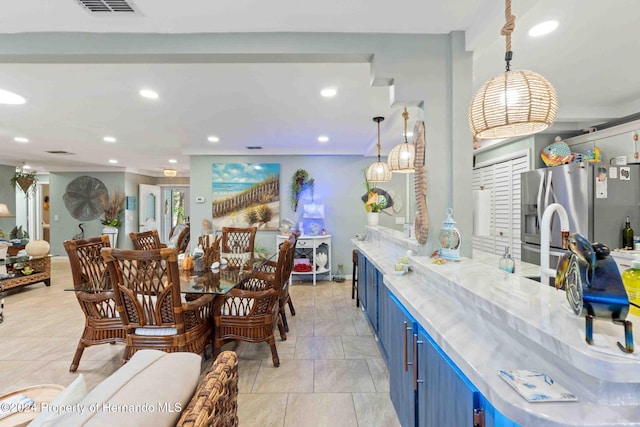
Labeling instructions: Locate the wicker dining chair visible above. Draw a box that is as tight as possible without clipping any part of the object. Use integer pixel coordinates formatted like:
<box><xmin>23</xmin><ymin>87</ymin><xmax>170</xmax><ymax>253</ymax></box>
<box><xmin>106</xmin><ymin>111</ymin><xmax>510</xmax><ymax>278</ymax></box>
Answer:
<box><xmin>176</xmin><ymin>350</ymin><xmax>239</xmax><ymax>427</ymax></box>
<box><xmin>256</xmin><ymin>232</ymin><xmax>299</xmax><ymax>332</ymax></box>
<box><xmin>64</xmin><ymin>235</ymin><xmax>126</xmax><ymax>372</ymax></box>
<box><xmin>101</xmin><ymin>247</ymin><xmax>214</xmax><ymax>362</ymax></box>
<box><xmin>220</xmin><ymin>226</ymin><xmax>257</xmax><ymax>269</ymax></box>
<box><xmin>213</xmin><ymin>237</ymin><xmax>293</xmax><ymax>367</ymax></box>
<box><xmin>129</xmin><ymin>229</ymin><xmax>166</xmax><ymax>250</ymax></box>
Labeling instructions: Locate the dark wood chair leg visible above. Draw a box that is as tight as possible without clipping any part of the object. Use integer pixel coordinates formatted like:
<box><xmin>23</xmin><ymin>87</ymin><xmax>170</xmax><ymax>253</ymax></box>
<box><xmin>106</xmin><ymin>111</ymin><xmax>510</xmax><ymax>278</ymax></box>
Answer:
<box><xmin>267</xmin><ymin>336</ymin><xmax>280</xmax><ymax>367</ymax></box>
<box><xmin>69</xmin><ymin>342</ymin><xmax>86</xmax><ymax>372</ymax></box>
<box><xmin>277</xmin><ymin>318</ymin><xmax>287</xmax><ymax>341</ymax></box>
<box><xmin>352</xmin><ymin>249</ymin><xmax>359</xmax><ymax>307</ymax></box>
<box><xmin>288</xmin><ymin>298</ymin><xmax>296</xmax><ymax>316</ymax></box>
<box><xmin>280</xmin><ymin>308</ymin><xmax>289</xmax><ymax>333</ymax></box>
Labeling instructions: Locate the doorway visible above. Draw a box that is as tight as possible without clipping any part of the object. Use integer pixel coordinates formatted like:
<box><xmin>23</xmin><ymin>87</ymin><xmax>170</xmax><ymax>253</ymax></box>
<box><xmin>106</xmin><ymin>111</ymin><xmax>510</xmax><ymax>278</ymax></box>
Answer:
<box><xmin>41</xmin><ymin>184</ymin><xmax>50</xmax><ymax>242</ymax></box>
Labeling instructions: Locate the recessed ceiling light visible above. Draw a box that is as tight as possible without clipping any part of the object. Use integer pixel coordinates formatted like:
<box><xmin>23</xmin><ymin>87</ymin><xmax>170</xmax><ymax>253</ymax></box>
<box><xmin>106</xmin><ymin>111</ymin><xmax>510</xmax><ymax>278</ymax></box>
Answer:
<box><xmin>168</xmin><ymin>159</ymin><xmax>177</xmax><ymax>164</ymax></box>
<box><xmin>103</xmin><ymin>136</ymin><xmax>116</xmax><ymax>143</ymax></box>
<box><xmin>139</xmin><ymin>89</ymin><xmax>159</xmax><ymax>99</ymax></box>
<box><xmin>208</xmin><ymin>136</ymin><xmax>220</xmax><ymax>143</ymax></box>
<box><xmin>320</xmin><ymin>88</ymin><xmax>337</xmax><ymax>98</ymax></box>
<box><xmin>318</xmin><ymin>136</ymin><xmax>329</xmax><ymax>143</ymax></box>
<box><xmin>0</xmin><ymin>88</ymin><xmax>26</xmax><ymax>105</ymax></box>
<box><xmin>528</xmin><ymin>20</ymin><xmax>559</xmax><ymax>37</ymax></box>
<box><xmin>108</xmin><ymin>159</ymin><xmax>118</xmax><ymax>164</ymax></box>
<box><xmin>14</xmin><ymin>137</ymin><xmax>29</xmax><ymax>143</ymax></box>
<box><xmin>22</xmin><ymin>164</ymin><xmax>31</xmax><ymax>170</ymax></box>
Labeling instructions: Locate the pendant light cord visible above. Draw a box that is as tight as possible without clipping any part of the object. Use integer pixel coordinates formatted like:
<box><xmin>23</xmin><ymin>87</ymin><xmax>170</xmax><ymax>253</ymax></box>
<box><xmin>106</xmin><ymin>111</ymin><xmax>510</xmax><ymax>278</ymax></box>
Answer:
<box><xmin>501</xmin><ymin>0</ymin><xmax>516</xmax><ymax>71</ymax></box>
<box><xmin>402</xmin><ymin>108</ymin><xmax>409</xmax><ymax>143</ymax></box>
<box><xmin>373</xmin><ymin>116</ymin><xmax>385</xmax><ymax>162</ymax></box>
<box><xmin>376</xmin><ymin>120</ymin><xmax>382</xmax><ymax>162</ymax></box>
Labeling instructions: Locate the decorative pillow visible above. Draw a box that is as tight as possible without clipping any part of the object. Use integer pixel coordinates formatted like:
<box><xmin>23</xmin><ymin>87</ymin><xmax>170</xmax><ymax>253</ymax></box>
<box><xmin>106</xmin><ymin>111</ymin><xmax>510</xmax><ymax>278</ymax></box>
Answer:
<box><xmin>28</xmin><ymin>374</ymin><xmax>87</xmax><ymax>427</ymax></box>
<box><xmin>168</xmin><ymin>224</ymin><xmax>187</xmax><ymax>248</ymax></box>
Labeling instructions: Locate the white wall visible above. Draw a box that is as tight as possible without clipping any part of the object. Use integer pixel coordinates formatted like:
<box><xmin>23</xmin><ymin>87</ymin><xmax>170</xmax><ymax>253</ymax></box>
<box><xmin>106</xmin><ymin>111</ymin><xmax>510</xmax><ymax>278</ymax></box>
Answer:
<box><xmin>190</xmin><ymin>155</ymin><xmax>408</xmax><ymax>276</ymax></box>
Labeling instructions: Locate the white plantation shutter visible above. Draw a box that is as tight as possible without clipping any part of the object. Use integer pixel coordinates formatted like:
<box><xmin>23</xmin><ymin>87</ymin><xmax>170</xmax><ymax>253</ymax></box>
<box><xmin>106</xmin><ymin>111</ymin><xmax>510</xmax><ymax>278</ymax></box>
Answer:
<box><xmin>472</xmin><ymin>154</ymin><xmax>529</xmax><ymax>259</ymax></box>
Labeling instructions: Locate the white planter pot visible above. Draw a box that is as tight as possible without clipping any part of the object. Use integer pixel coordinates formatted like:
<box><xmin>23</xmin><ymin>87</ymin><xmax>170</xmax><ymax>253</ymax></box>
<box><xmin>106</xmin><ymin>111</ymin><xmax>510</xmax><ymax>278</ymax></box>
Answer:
<box><xmin>102</xmin><ymin>226</ymin><xmax>119</xmax><ymax>248</ymax></box>
<box><xmin>367</xmin><ymin>212</ymin><xmax>379</xmax><ymax>226</ymax></box>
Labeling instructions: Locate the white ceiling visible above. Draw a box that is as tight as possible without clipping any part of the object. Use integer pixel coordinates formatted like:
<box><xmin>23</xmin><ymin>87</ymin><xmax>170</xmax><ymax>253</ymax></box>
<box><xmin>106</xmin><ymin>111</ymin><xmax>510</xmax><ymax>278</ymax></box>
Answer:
<box><xmin>1</xmin><ymin>0</ymin><xmax>638</xmax><ymax>176</ymax></box>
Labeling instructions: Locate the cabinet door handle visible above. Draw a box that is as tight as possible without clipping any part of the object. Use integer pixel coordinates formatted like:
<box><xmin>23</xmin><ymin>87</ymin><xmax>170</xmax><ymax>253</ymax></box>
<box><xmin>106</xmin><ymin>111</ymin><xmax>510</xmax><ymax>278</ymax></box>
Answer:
<box><xmin>403</xmin><ymin>321</ymin><xmax>413</xmax><ymax>372</ymax></box>
<box><xmin>414</xmin><ymin>336</ymin><xmax>424</xmax><ymax>390</ymax></box>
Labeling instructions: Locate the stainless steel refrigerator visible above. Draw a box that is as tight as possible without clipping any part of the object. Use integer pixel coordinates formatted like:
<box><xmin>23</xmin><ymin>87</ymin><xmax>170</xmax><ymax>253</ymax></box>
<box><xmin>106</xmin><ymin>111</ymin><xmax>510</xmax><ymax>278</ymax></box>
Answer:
<box><xmin>520</xmin><ymin>163</ymin><xmax>640</xmax><ymax>266</ymax></box>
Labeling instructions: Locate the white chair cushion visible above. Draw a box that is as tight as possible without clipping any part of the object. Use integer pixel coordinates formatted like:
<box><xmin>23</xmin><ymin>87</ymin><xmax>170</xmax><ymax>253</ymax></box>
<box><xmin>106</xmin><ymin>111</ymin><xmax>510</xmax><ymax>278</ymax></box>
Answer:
<box><xmin>221</xmin><ymin>296</ymin><xmax>254</xmax><ymax>316</ymax></box>
<box><xmin>134</xmin><ymin>327</ymin><xmax>178</xmax><ymax>336</ymax></box>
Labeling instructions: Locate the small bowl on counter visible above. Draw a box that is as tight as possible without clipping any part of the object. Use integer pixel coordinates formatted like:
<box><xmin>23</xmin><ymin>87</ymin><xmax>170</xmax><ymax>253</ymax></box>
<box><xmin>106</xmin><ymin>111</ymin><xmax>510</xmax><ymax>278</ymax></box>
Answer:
<box><xmin>354</xmin><ymin>234</ymin><xmax>366</xmax><ymax>241</ymax></box>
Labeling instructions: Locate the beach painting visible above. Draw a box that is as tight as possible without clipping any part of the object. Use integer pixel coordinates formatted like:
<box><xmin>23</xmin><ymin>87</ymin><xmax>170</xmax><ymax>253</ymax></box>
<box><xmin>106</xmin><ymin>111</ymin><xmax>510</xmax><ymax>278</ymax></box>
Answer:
<box><xmin>211</xmin><ymin>163</ymin><xmax>280</xmax><ymax>230</ymax></box>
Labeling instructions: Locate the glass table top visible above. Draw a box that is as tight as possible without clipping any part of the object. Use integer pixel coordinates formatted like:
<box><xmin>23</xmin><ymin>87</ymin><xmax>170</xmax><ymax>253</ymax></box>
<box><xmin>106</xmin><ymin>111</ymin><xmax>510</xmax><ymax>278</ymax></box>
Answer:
<box><xmin>66</xmin><ymin>252</ymin><xmax>277</xmax><ymax>295</ymax></box>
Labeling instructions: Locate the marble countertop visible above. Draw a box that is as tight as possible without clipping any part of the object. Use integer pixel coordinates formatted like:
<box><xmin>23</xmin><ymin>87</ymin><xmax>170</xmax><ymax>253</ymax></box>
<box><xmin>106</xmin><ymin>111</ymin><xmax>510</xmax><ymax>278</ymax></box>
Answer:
<box><xmin>354</xmin><ymin>227</ymin><xmax>640</xmax><ymax>427</ymax></box>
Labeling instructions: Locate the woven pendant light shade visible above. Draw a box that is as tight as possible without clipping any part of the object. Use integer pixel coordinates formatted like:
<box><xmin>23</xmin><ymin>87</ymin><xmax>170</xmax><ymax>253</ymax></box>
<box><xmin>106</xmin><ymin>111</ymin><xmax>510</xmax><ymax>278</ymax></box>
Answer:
<box><xmin>366</xmin><ymin>161</ymin><xmax>392</xmax><ymax>182</ymax></box>
<box><xmin>469</xmin><ymin>69</ymin><xmax>558</xmax><ymax>139</ymax></box>
<box><xmin>388</xmin><ymin>143</ymin><xmax>415</xmax><ymax>173</ymax></box>
<box><xmin>388</xmin><ymin>107</ymin><xmax>415</xmax><ymax>174</ymax></box>
<box><xmin>366</xmin><ymin>116</ymin><xmax>392</xmax><ymax>183</ymax></box>
<box><xmin>469</xmin><ymin>0</ymin><xmax>558</xmax><ymax>140</ymax></box>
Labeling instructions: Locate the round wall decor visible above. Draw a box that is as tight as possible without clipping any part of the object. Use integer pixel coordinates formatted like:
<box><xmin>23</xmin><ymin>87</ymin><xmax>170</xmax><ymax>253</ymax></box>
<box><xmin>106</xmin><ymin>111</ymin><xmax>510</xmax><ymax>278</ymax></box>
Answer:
<box><xmin>63</xmin><ymin>176</ymin><xmax>108</xmax><ymax>221</ymax></box>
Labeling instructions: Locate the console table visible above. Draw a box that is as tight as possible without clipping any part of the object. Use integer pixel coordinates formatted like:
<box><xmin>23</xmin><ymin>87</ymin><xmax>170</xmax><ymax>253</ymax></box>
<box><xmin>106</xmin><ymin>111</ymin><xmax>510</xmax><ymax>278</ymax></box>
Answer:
<box><xmin>277</xmin><ymin>234</ymin><xmax>331</xmax><ymax>286</ymax></box>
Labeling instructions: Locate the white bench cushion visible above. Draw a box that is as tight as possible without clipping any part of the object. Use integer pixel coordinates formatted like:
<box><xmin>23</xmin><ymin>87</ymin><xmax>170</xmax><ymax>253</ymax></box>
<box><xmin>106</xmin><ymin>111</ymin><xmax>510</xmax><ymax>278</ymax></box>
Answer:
<box><xmin>44</xmin><ymin>350</ymin><xmax>201</xmax><ymax>426</ymax></box>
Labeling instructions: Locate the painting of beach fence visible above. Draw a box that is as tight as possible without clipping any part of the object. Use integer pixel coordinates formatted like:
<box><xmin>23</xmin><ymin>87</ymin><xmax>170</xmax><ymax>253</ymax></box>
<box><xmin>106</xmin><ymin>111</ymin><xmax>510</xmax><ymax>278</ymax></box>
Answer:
<box><xmin>211</xmin><ymin>163</ymin><xmax>280</xmax><ymax>230</ymax></box>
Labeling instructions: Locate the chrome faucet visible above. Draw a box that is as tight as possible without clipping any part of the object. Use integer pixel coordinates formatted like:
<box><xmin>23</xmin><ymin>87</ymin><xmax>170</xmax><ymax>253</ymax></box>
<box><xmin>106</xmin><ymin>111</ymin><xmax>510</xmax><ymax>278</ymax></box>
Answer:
<box><xmin>540</xmin><ymin>203</ymin><xmax>570</xmax><ymax>286</ymax></box>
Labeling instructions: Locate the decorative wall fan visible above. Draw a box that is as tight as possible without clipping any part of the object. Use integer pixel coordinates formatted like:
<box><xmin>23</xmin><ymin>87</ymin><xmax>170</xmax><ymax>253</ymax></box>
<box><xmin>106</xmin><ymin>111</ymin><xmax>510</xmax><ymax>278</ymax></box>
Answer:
<box><xmin>63</xmin><ymin>176</ymin><xmax>108</xmax><ymax>221</ymax></box>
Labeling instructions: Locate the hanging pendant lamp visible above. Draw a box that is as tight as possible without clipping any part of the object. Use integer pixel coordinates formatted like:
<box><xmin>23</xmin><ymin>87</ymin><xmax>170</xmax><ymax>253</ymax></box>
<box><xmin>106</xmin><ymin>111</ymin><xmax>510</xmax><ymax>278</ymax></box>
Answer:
<box><xmin>469</xmin><ymin>0</ymin><xmax>558</xmax><ymax>140</ymax></box>
<box><xmin>388</xmin><ymin>108</ymin><xmax>415</xmax><ymax>173</ymax></box>
<box><xmin>366</xmin><ymin>116</ymin><xmax>392</xmax><ymax>182</ymax></box>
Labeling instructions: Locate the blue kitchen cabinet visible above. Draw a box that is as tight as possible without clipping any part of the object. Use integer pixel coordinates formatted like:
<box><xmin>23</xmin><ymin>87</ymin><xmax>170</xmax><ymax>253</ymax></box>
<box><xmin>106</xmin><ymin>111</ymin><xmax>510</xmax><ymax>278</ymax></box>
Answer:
<box><xmin>377</xmin><ymin>272</ymin><xmax>389</xmax><ymax>363</ymax></box>
<box><xmin>357</xmin><ymin>252</ymin><xmax>519</xmax><ymax>426</ymax></box>
<box><xmin>364</xmin><ymin>259</ymin><xmax>378</xmax><ymax>330</ymax></box>
<box><xmin>418</xmin><ymin>324</ymin><xmax>478</xmax><ymax>427</ymax></box>
<box><xmin>388</xmin><ymin>293</ymin><xmax>417</xmax><ymax>427</ymax></box>
<box><xmin>388</xmin><ymin>294</ymin><xmax>520</xmax><ymax>427</ymax></box>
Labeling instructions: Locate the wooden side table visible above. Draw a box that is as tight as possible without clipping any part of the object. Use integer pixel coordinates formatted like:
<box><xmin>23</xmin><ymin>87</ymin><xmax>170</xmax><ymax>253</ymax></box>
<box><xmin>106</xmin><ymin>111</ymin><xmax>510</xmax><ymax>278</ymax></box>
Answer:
<box><xmin>0</xmin><ymin>384</ymin><xmax>64</xmax><ymax>426</ymax></box>
<box><xmin>1</xmin><ymin>256</ymin><xmax>51</xmax><ymax>291</ymax></box>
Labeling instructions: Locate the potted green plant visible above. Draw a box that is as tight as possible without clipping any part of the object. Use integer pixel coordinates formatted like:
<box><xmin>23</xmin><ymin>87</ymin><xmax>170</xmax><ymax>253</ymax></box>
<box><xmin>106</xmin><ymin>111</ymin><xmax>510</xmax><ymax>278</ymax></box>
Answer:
<box><xmin>363</xmin><ymin>170</ymin><xmax>386</xmax><ymax>226</ymax></box>
<box><xmin>290</xmin><ymin>169</ymin><xmax>314</xmax><ymax>212</ymax></box>
<box><xmin>10</xmin><ymin>168</ymin><xmax>38</xmax><ymax>195</ymax></box>
<box><xmin>99</xmin><ymin>188</ymin><xmax>125</xmax><ymax>248</ymax></box>
<box><xmin>99</xmin><ymin>189</ymin><xmax>125</xmax><ymax>228</ymax></box>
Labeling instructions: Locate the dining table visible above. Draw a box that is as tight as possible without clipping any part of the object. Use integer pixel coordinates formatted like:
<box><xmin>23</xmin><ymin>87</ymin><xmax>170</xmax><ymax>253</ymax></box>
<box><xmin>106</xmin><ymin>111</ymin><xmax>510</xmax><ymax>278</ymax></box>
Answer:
<box><xmin>65</xmin><ymin>252</ymin><xmax>277</xmax><ymax>295</ymax></box>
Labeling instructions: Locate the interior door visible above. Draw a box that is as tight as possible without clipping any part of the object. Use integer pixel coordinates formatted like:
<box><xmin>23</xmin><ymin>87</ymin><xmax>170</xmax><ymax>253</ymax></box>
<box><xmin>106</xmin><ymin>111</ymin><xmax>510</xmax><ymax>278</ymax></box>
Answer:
<box><xmin>138</xmin><ymin>184</ymin><xmax>161</xmax><ymax>232</ymax></box>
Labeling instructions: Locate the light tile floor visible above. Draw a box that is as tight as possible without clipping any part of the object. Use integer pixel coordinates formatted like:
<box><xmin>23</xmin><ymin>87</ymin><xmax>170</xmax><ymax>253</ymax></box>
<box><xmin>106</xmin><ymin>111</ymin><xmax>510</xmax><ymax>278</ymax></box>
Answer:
<box><xmin>0</xmin><ymin>257</ymin><xmax>400</xmax><ymax>427</ymax></box>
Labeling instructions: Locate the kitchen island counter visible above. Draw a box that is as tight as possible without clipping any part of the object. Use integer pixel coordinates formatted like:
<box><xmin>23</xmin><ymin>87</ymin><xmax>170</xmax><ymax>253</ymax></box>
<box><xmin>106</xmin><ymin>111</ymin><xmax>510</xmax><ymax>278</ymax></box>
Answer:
<box><xmin>355</xmin><ymin>226</ymin><xmax>640</xmax><ymax>427</ymax></box>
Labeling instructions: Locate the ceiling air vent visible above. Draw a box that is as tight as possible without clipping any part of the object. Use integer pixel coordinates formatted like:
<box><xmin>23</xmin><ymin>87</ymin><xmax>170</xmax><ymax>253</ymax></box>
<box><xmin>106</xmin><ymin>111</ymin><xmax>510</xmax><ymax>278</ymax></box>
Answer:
<box><xmin>46</xmin><ymin>150</ymin><xmax>75</xmax><ymax>155</ymax></box>
<box><xmin>246</xmin><ymin>146</ymin><xmax>263</xmax><ymax>150</ymax></box>
<box><xmin>76</xmin><ymin>0</ymin><xmax>137</xmax><ymax>13</ymax></box>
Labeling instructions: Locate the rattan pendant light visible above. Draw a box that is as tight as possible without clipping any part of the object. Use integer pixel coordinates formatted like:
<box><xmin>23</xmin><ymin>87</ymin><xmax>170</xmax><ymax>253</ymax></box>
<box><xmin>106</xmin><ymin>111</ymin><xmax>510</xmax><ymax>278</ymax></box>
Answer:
<box><xmin>366</xmin><ymin>116</ymin><xmax>392</xmax><ymax>182</ymax></box>
<box><xmin>387</xmin><ymin>108</ymin><xmax>415</xmax><ymax>173</ymax></box>
<box><xmin>469</xmin><ymin>0</ymin><xmax>558</xmax><ymax>140</ymax></box>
